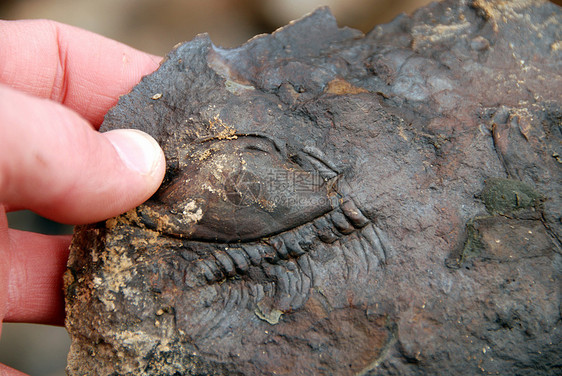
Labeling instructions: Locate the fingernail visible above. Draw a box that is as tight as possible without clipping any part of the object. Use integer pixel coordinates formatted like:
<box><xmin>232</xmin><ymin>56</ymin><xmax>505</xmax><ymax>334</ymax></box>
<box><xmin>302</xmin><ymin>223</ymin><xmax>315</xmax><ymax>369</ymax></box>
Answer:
<box><xmin>105</xmin><ymin>129</ymin><xmax>164</xmax><ymax>175</ymax></box>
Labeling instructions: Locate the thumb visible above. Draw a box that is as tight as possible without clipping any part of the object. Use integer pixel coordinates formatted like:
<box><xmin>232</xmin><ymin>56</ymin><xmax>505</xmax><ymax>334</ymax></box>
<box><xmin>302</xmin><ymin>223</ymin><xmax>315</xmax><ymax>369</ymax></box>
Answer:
<box><xmin>0</xmin><ymin>84</ymin><xmax>166</xmax><ymax>224</ymax></box>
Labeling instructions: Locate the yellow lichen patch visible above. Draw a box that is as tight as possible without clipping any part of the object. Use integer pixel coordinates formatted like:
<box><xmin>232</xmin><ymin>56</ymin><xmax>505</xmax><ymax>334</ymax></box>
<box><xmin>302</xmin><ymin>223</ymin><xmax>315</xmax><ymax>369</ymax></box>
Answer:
<box><xmin>413</xmin><ymin>22</ymin><xmax>471</xmax><ymax>44</ymax></box>
<box><xmin>202</xmin><ymin>182</ymin><xmax>227</xmax><ymax>201</ymax></box>
<box><xmin>208</xmin><ymin>114</ymin><xmax>238</xmax><ymax>140</ymax></box>
<box><xmin>105</xmin><ymin>217</ymin><xmax>121</xmax><ymax>230</ymax></box>
<box><xmin>471</xmin><ymin>0</ymin><xmax>499</xmax><ymax>32</ymax></box>
<box><xmin>105</xmin><ymin>209</ymin><xmax>139</xmax><ymax>230</ymax></box>
<box><xmin>257</xmin><ymin>198</ymin><xmax>276</xmax><ymax>212</ymax></box>
<box><xmin>101</xmin><ymin>249</ymin><xmax>134</xmax><ymax>293</ymax></box>
<box><xmin>137</xmin><ymin>206</ymin><xmax>177</xmax><ymax>234</ymax></box>
<box><xmin>472</xmin><ymin>0</ymin><xmax>495</xmax><ymax>20</ymax></box>
<box><xmin>129</xmin><ymin>226</ymin><xmax>160</xmax><ymax>247</ymax></box>
<box><xmin>225</xmin><ymin>79</ymin><xmax>255</xmax><ymax>94</ymax></box>
<box><xmin>397</xmin><ymin>125</ymin><xmax>409</xmax><ymax>141</ymax></box>
<box><xmin>123</xmin><ymin>209</ymin><xmax>141</xmax><ymax>225</ymax></box>
<box><xmin>180</xmin><ymin>200</ymin><xmax>204</xmax><ymax>223</ymax></box>
<box><xmin>113</xmin><ymin>329</ymin><xmax>162</xmax><ymax>351</ymax></box>
<box><xmin>472</xmin><ymin>0</ymin><xmax>544</xmax><ymax>33</ymax></box>
<box><xmin>195</xmin><ymin>149</ymin><xmax>212</xmax><ymax>161</ymax></box>
<box><xmin>201</xmin><ymin>153</ymin><xmax>228</xmax><ymax>181</ymax></box>
<box><xmin>324</xmin><ymin>78</ymin><xmax>368</xmax><ymax>95</ymax></box>
<box><xmin>255</xmin><ymin>300</ymin><xmax>284</xmax><ymax>325</ymax></box>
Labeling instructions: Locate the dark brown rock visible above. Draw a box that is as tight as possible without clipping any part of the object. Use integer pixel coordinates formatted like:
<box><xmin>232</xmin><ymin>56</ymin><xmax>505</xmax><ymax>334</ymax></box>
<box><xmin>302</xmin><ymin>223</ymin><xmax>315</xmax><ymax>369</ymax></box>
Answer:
<box><xmin>64</xmin><ymin>0</ymin><xmax>562</xmax><ymax>375</ymax></box>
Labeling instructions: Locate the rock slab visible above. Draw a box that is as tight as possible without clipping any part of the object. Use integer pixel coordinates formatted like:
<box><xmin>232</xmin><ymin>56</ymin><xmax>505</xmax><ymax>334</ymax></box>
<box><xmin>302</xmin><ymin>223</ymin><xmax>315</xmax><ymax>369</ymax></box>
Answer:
<box><xmin>65</xmin><ymin>0</ymin><xmax>561</xmax><ymax>374</ymax></box>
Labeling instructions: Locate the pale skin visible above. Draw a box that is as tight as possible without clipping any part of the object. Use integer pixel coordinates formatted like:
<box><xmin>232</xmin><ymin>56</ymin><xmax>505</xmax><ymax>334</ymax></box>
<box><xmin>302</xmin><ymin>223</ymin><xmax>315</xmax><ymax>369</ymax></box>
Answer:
<box><xmin>0</xmin><ymin>20</ymin><xmax>167</xmax><ymax>375</ymax></box>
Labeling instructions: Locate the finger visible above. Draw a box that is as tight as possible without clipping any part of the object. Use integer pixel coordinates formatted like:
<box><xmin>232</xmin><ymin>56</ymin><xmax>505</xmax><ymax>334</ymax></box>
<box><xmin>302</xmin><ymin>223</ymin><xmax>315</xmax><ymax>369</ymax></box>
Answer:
<box><xmin>0</xmin><ymin>209</ymin><xmax>8</xmax><ymax>328</ymax></box>
<box><xmin>0</xmin><ymin>85</ymin><xmax>166</xmax><ymax>224</ymax></box>
<box><xmin>0</xmin><ymin>363</ymin><xmax>29</xmax><ymax>376</ymax></box>
<box><xmin>3</xmin><ymin>229</ymin><xmax>70</xmax><ymax>325</ymax></box>
<box><xmin>0</xmin><ymin>19</ymin><xmax>161</xmax><ymax>127</ymax></box>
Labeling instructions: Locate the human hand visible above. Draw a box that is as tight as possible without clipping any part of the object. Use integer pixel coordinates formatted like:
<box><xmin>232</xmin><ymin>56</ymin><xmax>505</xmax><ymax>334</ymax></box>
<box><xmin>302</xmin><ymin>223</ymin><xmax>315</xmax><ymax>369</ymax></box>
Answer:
<box><xmin>0</xmin><ymin>20</ymin><xmax>166</xmax><ymax>375</ymax></box>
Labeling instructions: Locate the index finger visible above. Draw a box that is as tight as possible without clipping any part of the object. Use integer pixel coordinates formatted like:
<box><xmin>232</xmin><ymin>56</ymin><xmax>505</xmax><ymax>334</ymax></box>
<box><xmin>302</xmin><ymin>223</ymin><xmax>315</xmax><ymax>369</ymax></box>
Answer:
<box><xmin>0</xmin><ymin>19</ymin><xmax>162</xmax><ymax>127</ymax></box>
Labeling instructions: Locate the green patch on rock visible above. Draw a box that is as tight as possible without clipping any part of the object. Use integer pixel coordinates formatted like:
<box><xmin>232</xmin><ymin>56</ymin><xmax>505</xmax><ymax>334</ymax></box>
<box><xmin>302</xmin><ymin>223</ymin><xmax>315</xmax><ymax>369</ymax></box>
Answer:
<box><xmin>255</xmin><ymin>300</ymin><xmax>283</xmax><ymax>325</ymax></box>
<box><xmin>480</xmin><ymin>178</ymin><xmax>543</xmax><ymax>215</ymax></box>
<box><xmin>445</xmin><ymin>217</ymin><xmax>484</xmax><ymax>269</ymax></box>
<box><xmin>447</xmin><ymin>178</ymin><xmax>545</xmax><ymax>269</ymax></box>
<box><xmin>460</xmin><ymin>219</ymin><xmax>484</xmax><ymax>261</ymax></box>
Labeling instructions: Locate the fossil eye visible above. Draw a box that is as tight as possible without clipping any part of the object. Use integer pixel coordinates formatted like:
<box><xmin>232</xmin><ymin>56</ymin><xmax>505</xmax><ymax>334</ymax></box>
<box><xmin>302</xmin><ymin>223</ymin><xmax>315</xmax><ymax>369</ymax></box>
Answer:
<box><xmin>140</xmin><ymin>135</ymin><xmax>338</xmax><ymax>242</ymax></box>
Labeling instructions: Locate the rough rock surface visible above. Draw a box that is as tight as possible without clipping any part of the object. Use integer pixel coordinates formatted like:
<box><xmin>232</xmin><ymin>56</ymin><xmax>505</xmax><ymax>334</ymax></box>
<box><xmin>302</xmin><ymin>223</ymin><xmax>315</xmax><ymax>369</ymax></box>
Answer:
<box><xmin>64</xmin><ymin>0</ymin><xmax>561</xmax><ymax>375</ymax></box>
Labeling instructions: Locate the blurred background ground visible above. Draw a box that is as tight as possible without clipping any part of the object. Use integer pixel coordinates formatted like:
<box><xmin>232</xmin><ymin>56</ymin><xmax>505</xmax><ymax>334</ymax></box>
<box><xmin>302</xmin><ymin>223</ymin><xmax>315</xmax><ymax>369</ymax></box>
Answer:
<box><xmin>0</xmin><ymin>0</ymin><xmax>433</xmax><ymax>55</ymax></box>
<box><xmin>1</xmin><ymin>0</ymin><xmax>559</xmax><ymax>375</ymax></box>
